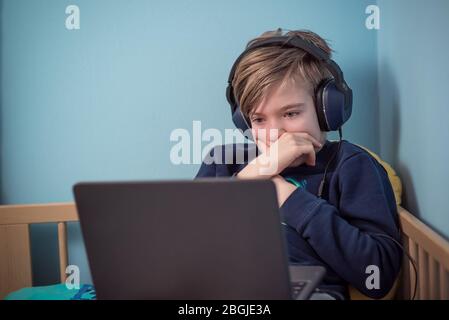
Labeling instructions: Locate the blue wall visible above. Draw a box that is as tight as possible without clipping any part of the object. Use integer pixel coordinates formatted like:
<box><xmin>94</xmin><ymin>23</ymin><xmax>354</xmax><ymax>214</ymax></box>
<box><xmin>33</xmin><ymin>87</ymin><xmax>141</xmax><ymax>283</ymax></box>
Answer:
<box><xmin>1</xmin><ymin>0</ymin><xmax>379</xmax><ymax>284</ymax></box>
<box><xmin>377</xmin><ymin>0</ymin><xmax>449</xmax><ymax>240</ymax></box>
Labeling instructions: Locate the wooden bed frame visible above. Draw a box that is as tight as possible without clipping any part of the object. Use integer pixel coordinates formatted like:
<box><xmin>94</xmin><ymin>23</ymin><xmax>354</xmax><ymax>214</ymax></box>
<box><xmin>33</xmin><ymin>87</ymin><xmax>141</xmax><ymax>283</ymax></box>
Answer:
<box><xmin>1</xmin><ymin>203</ymin><xmax>448</xmax><ymax>300</ymax></box>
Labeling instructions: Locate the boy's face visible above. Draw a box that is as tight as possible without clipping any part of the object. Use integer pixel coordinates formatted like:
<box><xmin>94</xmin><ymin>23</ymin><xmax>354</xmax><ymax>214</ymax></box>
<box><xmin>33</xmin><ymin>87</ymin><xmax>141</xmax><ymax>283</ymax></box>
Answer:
<box><xmin>249</xmin><ymin>79</ymin><xmax>326</xmax><ymax>149</ymax></box>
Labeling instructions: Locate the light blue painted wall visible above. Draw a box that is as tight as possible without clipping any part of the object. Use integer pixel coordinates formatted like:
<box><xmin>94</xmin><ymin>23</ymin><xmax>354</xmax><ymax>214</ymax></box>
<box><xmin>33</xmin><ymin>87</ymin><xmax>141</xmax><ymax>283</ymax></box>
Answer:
<box><xmin>1</xmin><ymin>0</ymin><xmax>378</xmax><ymax>284</ymax></box>
<box><xmin>377</xmin><ymin>0</ymin><xmax>449</xmax><ymax>240</ymax></box>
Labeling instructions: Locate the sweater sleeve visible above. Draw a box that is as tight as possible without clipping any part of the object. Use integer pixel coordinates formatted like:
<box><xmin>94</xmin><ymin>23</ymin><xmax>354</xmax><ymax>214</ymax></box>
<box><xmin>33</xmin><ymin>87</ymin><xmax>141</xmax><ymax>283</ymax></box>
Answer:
<box><xmin>194</xmin><ymin>147</ymin><xmax>217</xmax><ymax>178</ymax></box>
<box><xmin>279</xmin><ymin>152</ymin><xmax>402</xmax><ymax>299</ymax></box>
<box><xmin>194</xmin><ymin>145</ymin><xmax>239</xmax><ymax>178</ymax></box>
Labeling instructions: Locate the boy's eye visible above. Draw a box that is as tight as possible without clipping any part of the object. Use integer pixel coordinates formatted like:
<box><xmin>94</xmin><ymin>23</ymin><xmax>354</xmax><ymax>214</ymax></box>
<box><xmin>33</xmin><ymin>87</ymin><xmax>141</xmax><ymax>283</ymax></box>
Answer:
<box><xmin>251</xmin><ymin>118</ymin><xmax>265</xmax><ymax>124</ymax></box>
<box><xmin>284</xmin><ymin>111</ymin><xmax>300</xmax><ymax>118</ymax></box>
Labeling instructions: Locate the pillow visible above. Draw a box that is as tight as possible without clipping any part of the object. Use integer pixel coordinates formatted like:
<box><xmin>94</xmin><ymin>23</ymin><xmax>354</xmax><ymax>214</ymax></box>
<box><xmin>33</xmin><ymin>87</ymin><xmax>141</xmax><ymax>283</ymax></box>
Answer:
<box><xmin>355</xmin><ymin>145</ymin><xmax>402</xmax><ymax>206</ymax></box>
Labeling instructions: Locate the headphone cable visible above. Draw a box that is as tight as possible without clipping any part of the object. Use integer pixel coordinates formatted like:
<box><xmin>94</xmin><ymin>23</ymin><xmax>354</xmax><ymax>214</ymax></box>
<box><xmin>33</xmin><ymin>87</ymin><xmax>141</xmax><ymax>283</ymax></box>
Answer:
<box><xmin>317</xmin><ymin>127</ymin><xmax>343</xmax><ymax>198</ymax></box>
<box><xmin>372</xmin><ymin>233</ymin><xmax>418</xmax><ymax>300</ymax></box>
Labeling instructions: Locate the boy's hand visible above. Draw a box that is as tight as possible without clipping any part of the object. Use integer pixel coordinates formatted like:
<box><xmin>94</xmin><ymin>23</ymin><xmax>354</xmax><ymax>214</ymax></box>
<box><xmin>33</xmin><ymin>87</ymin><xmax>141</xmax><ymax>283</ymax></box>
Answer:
<box><xmin>237</xmin><ymin>132</ymin><xmax>322</xmax><ymax>179</ymax></box>
<box><xmin>260</xmin><ymin>132</ymin><xmax>322</xmax><ymax>173</ymax></box>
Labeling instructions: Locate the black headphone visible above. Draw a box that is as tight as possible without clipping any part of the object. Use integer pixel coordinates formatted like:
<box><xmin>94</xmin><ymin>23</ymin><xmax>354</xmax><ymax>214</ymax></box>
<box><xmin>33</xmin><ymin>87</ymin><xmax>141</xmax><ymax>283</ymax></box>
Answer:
<box><xmin>226</xmin><ymin>31</ymin><xmax>353</xmax><ymax>138</ymax></box>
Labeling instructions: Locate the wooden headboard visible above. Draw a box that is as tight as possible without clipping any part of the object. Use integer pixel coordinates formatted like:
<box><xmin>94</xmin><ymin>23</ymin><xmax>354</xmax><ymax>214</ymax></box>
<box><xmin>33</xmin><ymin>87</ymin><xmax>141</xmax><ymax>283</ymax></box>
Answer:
<box><xmin>397</xmin><ymin>207</ymin><xmax>449</xmax><ymax>299</ymax></box>
<box><xmin>0</xmin><ymin>203</ymin><xmax>448</xmax><ymax>300</ymax></box>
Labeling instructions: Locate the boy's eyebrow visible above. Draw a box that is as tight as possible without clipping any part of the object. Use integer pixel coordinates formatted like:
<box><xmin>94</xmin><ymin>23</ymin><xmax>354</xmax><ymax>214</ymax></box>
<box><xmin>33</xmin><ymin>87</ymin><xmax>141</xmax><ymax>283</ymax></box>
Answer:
<box><xmin>279</xmin><ymin>103</ymin><xmax>305</xmax><ymax>110</ymax></box>
<box><xmin>251</xmin><ymin>103</ymin><xmax>305</xmax><ymax>116</ymax></box>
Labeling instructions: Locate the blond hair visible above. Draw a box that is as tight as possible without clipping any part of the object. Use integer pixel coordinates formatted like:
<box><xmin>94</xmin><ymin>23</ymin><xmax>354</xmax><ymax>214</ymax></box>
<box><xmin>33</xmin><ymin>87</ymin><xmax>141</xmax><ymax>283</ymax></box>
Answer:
<box><xmin>231</xmin><ymin>29</ymin><xmax>333</xmax><ymax>118</ymax></box>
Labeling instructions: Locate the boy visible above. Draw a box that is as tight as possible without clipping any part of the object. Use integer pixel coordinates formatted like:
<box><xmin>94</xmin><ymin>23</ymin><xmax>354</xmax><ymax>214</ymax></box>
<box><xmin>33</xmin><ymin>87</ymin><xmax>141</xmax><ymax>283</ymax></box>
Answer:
<box><xmin>195</xmin><ymin>29</ymin><xmax>401</xmax><ymax>299</ymax></box>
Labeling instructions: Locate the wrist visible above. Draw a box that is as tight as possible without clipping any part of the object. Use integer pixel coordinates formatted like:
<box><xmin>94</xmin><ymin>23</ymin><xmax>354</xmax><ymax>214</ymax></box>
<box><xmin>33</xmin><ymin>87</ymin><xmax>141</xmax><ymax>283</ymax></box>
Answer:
<box><xmin>271</xmin><ymin>175</ymin><xmax>297</xmax><ymax>207</ymax></box>
<box><xmin>236</xmin><ymin>156</ymin><xmax>275</xmax><ymax>179</ymax></box>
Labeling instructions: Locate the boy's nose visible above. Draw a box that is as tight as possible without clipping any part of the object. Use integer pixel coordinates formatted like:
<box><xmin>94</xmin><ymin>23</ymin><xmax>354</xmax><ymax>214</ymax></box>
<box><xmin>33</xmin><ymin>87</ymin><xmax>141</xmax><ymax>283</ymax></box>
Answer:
<box><xmin>265</xmin><ymin>124</ymin><xmax>286</xmax><ymax>146</ymax></box>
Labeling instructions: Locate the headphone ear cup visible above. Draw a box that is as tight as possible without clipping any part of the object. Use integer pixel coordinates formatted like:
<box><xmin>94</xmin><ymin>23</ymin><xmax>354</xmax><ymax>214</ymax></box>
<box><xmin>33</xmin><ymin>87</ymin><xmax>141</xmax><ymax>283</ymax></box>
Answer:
<box><xmin>227</xmin><ymin>83</ymin><xmax>253</xmax><ymax>141</ymax></box>
<box><xmin>315</xmin><ymin>78</ymin><xmax>350</xmax><ymax>131</ymax></box>
<box><xmin>314</xmin><ymin>79</ymin><xmax>332</xmax><ymax>131</ymax></box>
<box><xmin>232</xmin><ymin>107</ymin><xmax>254</xmax><ymax>141</ymax></box>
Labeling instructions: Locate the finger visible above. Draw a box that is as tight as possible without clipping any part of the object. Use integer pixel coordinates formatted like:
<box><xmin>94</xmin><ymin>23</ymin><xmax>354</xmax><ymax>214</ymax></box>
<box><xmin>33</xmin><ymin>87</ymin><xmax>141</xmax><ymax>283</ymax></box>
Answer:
<box><xmin>252</xmin><ymin>128</ymin><xmax>271</xmax><ymax>153</ymax></box>
<box><xmin>256</xmin><ymin>137</ymin><xmax>268</xmax><ymax>155</ymax></box>
<box><xmin>292</xmin><ymin>132</ymin><xmax>323</xmax><ymax>147</ymax></box>
<box><xmin>303</xmin><ymin>145</ymin><xmax>316</xmax><ymax>166</ymax></box>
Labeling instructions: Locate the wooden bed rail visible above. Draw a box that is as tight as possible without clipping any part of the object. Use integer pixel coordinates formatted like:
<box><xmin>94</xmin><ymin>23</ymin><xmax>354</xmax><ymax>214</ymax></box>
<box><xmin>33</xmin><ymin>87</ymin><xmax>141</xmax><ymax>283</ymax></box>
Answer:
<box><xmin>398</xmin><ymin>207</ymin><xmax>449</xmax><ymax>299</ymax></box>
<box><xmin>1</xmin><ymin>203</ymin><xmax>448</xmax><ymax>300</ymax></box>
<box><xmin>0</xmin><ymin>202</ymin><xmax>78</xmax><ymax>299</ymax></box>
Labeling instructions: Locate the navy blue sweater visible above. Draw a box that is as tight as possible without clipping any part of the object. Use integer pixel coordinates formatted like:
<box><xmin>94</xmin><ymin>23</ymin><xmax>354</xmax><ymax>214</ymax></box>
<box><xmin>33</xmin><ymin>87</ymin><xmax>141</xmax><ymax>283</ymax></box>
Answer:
<box><xmin>194</xmin><ymin>140</ymin><xmax>402</xmax><ymax>299</ymax></box>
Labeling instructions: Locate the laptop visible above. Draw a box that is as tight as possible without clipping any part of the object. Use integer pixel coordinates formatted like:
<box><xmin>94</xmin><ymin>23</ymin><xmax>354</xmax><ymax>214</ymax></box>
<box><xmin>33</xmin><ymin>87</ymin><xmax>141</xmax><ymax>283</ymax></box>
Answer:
<box><xmin>73</xmin><ymin>178</ymin><xmax>325</xmax><ymax>300</ymax></box>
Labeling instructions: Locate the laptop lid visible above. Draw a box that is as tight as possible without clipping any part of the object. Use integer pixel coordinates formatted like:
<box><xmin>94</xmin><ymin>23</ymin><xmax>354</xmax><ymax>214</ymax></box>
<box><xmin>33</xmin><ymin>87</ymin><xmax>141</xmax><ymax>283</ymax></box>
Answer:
<box><xmin>73</xmin><ymin>178</ymin><xmax>292</xmax><ymax>299</ymax></box>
